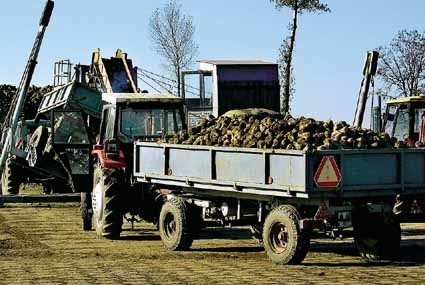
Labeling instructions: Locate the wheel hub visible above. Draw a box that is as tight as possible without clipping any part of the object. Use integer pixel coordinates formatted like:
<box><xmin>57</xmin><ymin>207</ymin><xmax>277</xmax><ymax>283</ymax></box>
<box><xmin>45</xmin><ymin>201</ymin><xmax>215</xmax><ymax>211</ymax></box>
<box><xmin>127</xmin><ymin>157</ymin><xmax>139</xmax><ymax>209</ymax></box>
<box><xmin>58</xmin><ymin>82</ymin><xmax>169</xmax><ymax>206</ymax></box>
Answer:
<box><xmin>270</xmin><ymin>222</ymin><xmax>289</xmax><ymax>253</ymax></box>
<box><xmin>164</xmin><ymin>213</ymin><xmax>176</xmax><ymax>239</ymax></box>
<box><xmin>26</xmin><ymin>146</ymin><xmax>38</xmax><ymax>167</ymax></box>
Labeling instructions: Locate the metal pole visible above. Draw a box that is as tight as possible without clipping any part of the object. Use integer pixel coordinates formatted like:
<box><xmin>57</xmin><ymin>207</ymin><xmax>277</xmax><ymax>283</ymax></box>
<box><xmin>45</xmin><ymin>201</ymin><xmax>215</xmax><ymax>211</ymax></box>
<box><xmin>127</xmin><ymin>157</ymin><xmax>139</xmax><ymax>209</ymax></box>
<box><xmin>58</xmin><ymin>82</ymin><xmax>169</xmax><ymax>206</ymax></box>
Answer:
<box><xmin>377</xmin><ymin>95</ymin><xmax>382</xmax><ymax>132</ymax></box>
<box><xmin>181</xmin><ymin>72</ymin><xmax>186</xmax><ymax>100</ymax></box>
<box><xmin>199</xmin><ymin>73</ymin><xmax>205</xmax><ymax>107</ymax></box>
<box><xmin>353</xmin><ymin>51</ymin><xmax>379</xmax><ymax>128</ymax></box>
<box><xmin>0</xmin><ymin>1</ymin><xmax>54</xmax><ymax>176</ymax></box>
<box><xmin>370</xmin><ymin>87</ymin><xmax>374</xmax><ymax>130</ymax></box>
<box><xmin>177</xmin><ymin>67</ymin><xmax>181</xmax><ymax>97</ymax></box>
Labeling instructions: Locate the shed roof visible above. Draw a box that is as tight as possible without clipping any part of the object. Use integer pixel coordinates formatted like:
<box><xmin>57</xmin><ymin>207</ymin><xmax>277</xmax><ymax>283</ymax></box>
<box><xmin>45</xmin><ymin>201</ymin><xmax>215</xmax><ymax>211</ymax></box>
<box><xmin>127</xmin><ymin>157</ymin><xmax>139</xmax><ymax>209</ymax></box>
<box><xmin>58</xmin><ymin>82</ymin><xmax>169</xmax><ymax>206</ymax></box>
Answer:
<box><xmin>102</xmin><ymin>93</ymin><xmax>183</xmax><ymax>104</ymax></box>
<box><xmin>198</xmin><ymin>60</ymin><xmax>275</xmax><ymax>65</ymax></box>
<box><xmin>387</xmin><ymin>95</ymin><xmax>425</xmax><ymax>104</ymax></box>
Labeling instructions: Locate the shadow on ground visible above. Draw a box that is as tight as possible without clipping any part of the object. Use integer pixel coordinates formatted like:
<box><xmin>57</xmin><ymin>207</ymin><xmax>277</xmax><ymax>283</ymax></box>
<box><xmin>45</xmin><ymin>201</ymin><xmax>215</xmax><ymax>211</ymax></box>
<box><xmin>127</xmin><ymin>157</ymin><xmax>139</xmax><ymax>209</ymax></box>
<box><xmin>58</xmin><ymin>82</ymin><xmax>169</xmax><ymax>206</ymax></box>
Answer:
<box><xmin>190</xmin><ymin>246</ymin><xmax>264</xmax><ymax>253</ymax></box>
<box><xmin>120</xmin><ymin>228</ymin><xmax>161</xmax><ymax>241</ymax></box>
<box><xmin>120</xmin><ymin>225</ymin><xmax>425</xmax><ymax>265</ymax></box>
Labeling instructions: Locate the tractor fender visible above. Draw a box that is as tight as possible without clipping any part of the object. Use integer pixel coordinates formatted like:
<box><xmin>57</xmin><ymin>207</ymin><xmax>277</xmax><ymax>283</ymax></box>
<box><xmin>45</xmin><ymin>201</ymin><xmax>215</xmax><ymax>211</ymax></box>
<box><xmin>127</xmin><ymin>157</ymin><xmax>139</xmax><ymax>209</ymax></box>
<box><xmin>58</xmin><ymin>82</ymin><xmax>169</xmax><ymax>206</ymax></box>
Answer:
<box><xmin>92</xmin><ymin>148</ymin><xmax>127</xmax><ymax>171</ymax></box>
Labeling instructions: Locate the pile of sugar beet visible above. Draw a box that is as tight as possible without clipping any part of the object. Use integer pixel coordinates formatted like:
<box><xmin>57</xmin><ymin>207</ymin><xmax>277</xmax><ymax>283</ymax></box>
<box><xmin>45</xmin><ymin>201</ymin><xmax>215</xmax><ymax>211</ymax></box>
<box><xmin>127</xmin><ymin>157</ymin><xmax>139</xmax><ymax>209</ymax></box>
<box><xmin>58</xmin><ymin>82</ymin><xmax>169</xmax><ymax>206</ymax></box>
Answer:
<box><xmin>0</xmin><ymin>84</ymin><xmax>52</xmax><ymax>124</ymax></box>
<box><xmin>167</xmin><ymin>109</ymin><xmax>423</xmax><ymax>151</ymax></box>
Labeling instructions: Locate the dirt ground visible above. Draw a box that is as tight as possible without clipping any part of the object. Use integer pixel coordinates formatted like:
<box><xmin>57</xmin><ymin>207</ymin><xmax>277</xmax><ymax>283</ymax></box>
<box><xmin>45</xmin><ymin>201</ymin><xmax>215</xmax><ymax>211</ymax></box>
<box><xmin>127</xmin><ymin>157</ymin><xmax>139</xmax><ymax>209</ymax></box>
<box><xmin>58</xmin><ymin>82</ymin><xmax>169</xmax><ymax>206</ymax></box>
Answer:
<box><xmin>0</xmin><ymin>202</ymin><xmax>424</xmax><ymax>284</ymax></box>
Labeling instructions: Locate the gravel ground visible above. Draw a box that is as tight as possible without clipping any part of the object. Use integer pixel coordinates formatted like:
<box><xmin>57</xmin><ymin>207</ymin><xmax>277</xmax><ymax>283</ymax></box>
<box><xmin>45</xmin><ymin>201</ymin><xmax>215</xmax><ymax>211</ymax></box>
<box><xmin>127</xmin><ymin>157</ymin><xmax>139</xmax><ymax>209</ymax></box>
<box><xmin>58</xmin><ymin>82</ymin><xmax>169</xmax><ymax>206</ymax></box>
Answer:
<box><xmin>0</xmin><ymin>202</ymin><xmax>424</xmax><ymax>284</ymax></box>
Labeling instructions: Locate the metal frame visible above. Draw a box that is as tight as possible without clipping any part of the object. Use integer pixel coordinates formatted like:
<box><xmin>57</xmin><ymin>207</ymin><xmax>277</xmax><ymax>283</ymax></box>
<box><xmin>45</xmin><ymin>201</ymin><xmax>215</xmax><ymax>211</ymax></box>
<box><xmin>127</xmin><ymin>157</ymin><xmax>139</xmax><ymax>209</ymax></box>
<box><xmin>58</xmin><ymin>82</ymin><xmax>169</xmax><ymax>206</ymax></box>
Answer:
<box><xmin>181</xmin><ymin>70</ymin><xmax>212</xmax><ymax>102</ymax></box>
<box><xmin>53</xmin><ymin>59</ymin><xmax>73</xmax><ymax>87</ymax></box>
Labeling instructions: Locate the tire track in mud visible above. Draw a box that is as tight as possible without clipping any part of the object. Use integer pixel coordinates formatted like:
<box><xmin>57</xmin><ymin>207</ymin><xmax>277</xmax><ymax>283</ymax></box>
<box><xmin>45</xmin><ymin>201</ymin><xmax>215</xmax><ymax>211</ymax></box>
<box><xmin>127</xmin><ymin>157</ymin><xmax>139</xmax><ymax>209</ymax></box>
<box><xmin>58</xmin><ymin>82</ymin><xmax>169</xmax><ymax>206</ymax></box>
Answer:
<box><xmin>0</xmin><ymin>213</ymin><xmax>52</xmax><ymax>257</ymax></box>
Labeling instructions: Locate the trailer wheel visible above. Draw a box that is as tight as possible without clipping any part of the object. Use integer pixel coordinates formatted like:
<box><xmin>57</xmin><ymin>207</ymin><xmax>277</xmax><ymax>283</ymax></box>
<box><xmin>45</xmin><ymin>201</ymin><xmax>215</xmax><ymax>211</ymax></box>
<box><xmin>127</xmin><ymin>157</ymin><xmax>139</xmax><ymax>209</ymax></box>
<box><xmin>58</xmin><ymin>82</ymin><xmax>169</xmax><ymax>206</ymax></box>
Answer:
<box><xmin>159</xmin><ymin>198</ymin><xmax>194</xmax><ymax>251</ymax></box>
<box><xmin>1</xmin><ymin>158</ymin><xmax>21</xmax><ymax>195</ymax></box>
<box><xmin>353</xmin><ymin>212</ymin><xmax>401</xmax><ymax>261</ymax></box>
<box><xmin>92</xmin><ymin>167</ymin><xmax>123</xmax><ymax>239</ymax></box>
<box><xmin>263</xmin><ymin>205</ymin><xmax>310</xmax><ymax>265</ymax></box>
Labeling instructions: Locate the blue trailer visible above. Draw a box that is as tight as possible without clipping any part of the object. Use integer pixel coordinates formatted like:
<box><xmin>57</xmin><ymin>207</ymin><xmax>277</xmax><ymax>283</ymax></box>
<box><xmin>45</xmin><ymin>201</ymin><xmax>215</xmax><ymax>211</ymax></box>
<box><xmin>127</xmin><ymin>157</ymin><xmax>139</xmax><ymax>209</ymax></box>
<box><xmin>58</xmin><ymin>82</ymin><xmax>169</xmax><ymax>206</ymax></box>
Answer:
<box><xmin>134</xmin><ymin>143</ymin><xmax>425</xmax><ymax>199</ymax></box>
<box><xmin>127</xmin><ymin>142</ymin><xmax>425</xmax><ymax>264</ymax></box>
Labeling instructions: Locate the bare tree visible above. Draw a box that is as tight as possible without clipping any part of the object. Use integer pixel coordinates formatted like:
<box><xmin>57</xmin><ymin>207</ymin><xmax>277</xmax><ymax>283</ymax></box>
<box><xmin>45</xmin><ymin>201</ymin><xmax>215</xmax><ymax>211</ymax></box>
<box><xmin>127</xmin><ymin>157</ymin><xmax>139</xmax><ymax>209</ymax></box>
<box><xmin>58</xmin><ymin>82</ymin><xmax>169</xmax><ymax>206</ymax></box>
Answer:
<box><xmin>377</xmin><ymin>30</ymin><xmax>425</xmax><ymax>97</ymax></box>
<box><xmin>149</xmin><ymin>0</ymin><xmax>198</xmax><ymax>96</ymax></box>
<box><xmin>271</xmin><ymin>0</ymin><xmax>330</xmax><ymax>113</ymax></box>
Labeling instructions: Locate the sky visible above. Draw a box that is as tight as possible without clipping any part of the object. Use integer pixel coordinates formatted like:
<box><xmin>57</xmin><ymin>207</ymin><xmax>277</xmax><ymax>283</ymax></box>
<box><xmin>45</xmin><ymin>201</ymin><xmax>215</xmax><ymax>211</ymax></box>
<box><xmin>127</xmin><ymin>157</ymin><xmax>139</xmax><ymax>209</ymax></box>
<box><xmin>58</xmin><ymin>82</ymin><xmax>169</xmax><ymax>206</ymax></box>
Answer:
<box><xmin>0</xmin><ymin>0</ymin><xmax>424</xmax><ymax>125</ymax></box>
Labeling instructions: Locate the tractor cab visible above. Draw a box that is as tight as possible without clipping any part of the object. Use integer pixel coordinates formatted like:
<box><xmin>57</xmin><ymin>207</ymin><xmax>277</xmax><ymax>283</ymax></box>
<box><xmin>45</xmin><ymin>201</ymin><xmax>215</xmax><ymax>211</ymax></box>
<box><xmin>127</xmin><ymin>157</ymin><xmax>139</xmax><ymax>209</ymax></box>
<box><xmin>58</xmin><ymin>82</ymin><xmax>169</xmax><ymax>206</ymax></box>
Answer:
<box><xmin>94</xmin><ymin>92</ymin><xmax>186</xmax><ymax>170</ymax></box>
<box><xmin>383</xmin><ymin>95</ymin><xmax>425</xmax><ymax>143</ymax></box>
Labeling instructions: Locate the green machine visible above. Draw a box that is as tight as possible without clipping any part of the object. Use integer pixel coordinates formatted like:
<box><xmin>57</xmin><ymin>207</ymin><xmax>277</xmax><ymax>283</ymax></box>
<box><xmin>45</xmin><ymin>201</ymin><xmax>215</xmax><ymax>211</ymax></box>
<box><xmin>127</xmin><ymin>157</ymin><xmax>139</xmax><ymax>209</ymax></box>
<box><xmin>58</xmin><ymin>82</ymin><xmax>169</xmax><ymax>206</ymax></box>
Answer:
<box><xmin>2</xmin><ymin>47</ymin><xmax>139</xmax><ymax>195</ymax></box>
<box><xmin>3</xmin><ymin>81</ymin><xmax>103</xmax><ymax>194</ymax></box>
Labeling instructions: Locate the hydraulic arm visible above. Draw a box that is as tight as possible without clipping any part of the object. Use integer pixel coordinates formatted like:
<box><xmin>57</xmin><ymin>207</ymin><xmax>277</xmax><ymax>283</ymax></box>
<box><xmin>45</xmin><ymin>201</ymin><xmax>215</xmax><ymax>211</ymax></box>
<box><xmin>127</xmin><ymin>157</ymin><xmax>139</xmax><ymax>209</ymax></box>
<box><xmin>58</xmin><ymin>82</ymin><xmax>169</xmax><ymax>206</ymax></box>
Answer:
<box><xmin>353</xmin><ymin>50</ymin><xmax>379</xmax><ymax>128</ymax></box>
<box><xmin>0</xmin><ymin>0</ymin><xmax>54</xmax><ymax>175</ymax></box>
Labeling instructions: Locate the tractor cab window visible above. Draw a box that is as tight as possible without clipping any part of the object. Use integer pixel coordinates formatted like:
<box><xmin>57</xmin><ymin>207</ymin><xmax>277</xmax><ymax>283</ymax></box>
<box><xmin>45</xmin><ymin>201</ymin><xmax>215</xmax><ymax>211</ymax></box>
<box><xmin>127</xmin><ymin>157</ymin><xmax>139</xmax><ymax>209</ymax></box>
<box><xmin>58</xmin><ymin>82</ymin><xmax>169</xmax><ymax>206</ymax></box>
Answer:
<box><xmin>102</xmin><ymin>108</ymin><xmax>116</xmax><ymax>142</ymax></box>
<box><xmin>166</xmin><ymin>109</ymin><xmax>183</xmax><ymax>135</ymax></box>
<box><xmin>393</xmin><ymin>105</ymin><xmax>409</xmax><ymax>141</ymax></box>
<box><xmin>414</xmin><ymin>108</ymin><xmax>425</xmax><ymax>133</ymax></box>
<box><xmin>384</xmin><ymin>105</ymin><xmax>397</xmax><ymax>135</ymax></box>
<box><xmin>53</xmin><ymin>111</ymin><xmax>90</xmax><ymax>145</ymax></box>
<box><xmin>121</xmin><ymin>109</ymin><xmax>163</xmax><ymax>137</ymax></box>
<box><xmin>120</xmin><ymin>107</ymin><xmax>183</xmax><ymax>139</ymax></box>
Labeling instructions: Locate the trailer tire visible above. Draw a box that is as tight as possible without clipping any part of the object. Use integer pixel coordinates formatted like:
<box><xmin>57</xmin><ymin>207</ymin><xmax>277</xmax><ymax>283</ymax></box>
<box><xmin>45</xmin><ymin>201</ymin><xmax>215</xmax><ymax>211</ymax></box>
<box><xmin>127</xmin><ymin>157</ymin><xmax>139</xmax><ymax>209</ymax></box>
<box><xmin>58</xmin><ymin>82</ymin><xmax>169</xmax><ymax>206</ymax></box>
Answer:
<box><xmin>159</xmin><ymin>198</ymin><xmax>194</xmax><ymax>251</ymax></box>
<box><xmin>353</xmin><ymin>211</ymin><xmax>401</xmax><ymax>261</ymax></box>
<box><xmin>1</xmin><ymin>158</ymin><xmax>21</xmax><ymax>195</ymax></box>
<box><xmin>263</xmin><ymin>205</ymin><xmax>310</xmax><ymax>265</ymax></box>
<box><xmin>92</xmin><ymin>167</ymin><xmax>123</xmax><ymax>239</ymax></box>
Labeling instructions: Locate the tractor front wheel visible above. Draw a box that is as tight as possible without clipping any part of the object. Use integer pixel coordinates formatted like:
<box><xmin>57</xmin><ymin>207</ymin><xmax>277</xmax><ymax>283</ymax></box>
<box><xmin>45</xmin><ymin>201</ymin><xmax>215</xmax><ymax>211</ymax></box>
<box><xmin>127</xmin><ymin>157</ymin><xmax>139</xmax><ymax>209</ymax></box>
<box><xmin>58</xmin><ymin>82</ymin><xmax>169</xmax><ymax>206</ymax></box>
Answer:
<box><xmin>91</xmin><ymin>167</ymin><xmax>123</xmax><ymax>239</ymax></box>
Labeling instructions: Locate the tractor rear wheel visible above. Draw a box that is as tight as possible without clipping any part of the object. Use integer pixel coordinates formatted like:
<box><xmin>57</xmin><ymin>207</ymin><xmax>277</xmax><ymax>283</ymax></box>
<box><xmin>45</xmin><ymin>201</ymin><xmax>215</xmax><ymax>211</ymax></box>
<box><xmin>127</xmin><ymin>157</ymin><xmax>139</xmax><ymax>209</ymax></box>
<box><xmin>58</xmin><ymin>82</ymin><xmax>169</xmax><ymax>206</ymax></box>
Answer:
<box><xmin>92</xmin><ymin>167</ymin><xmax>123</xmax><ymax>239</ymax></box>
<box><xmin>1</xmin><ymin>158</ymin><xmax>21</xmax><ymax>195</ymax></box>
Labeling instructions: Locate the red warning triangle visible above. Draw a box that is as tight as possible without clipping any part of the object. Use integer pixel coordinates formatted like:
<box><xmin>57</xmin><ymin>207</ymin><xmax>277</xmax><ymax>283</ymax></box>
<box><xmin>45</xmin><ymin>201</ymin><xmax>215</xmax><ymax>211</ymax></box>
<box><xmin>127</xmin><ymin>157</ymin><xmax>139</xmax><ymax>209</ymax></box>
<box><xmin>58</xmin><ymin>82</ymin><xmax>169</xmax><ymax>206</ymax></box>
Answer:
<box><xmin>314</xmin><ymin>156</ymin><xmax>342</xmax><ymax>188</ymax></box>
